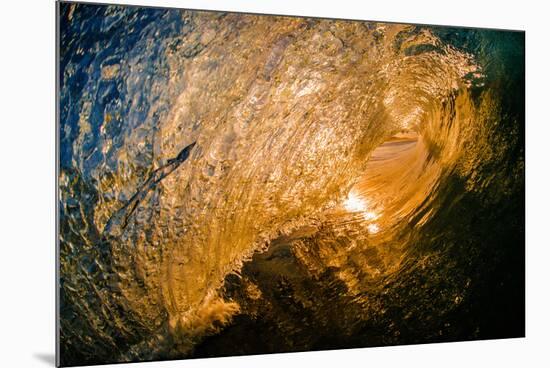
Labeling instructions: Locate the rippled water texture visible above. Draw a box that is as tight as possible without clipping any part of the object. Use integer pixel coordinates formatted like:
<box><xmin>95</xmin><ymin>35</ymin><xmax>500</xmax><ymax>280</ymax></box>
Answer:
<box><xmin>58</xmin><ymin>2</ymin><xmax>525</xmax><ymax>366</ymax></box>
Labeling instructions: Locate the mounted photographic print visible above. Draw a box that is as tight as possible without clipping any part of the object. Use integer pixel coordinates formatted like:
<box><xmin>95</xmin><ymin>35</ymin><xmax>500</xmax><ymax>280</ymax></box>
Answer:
<box><xmin>56</xmin><ymin>1</ymin><xmax>525</xmax><ymax>366</ymax></box>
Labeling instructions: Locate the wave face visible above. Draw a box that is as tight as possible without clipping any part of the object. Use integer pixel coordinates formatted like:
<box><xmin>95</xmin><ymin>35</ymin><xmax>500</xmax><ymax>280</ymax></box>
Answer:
<box><xmin>58</xmin><ymin>3</ymin><xmax>525</xmax><ymax>365</ymax></box>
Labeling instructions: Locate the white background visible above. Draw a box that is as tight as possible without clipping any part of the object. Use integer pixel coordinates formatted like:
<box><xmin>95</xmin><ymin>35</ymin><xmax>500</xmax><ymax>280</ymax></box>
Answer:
<box><xmin>1</xmin><ymin>0</ymin><xmax>548</xmax><ymax>367</ymax></box>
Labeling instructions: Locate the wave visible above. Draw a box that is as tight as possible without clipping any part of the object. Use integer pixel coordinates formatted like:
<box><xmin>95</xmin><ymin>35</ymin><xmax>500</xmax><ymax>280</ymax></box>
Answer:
<box><xmin>58</xmin><ymin>3</ymin><xmax>524</xmax><ymax>365</ymax></box>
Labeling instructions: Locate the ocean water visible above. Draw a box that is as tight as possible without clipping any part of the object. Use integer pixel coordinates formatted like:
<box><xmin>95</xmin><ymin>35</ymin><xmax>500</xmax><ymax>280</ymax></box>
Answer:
<box><xmin>58</xmin><ymin>2</ymin><xmax>525</xmax><ymax>366</ymax></box>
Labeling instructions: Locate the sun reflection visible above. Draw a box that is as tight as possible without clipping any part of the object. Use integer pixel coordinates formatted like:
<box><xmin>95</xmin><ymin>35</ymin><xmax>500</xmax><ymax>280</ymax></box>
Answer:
<box><xmin>367</xmin><ymin>223</ymin><xmax>380</xmax><ymax>234</ymax></box>
<box><xmin>362</xmin><ymin>211</ymin><xmax>379</xmax><ymax>221</ymax></box>
<box><xmin>343</xmin><ymin>191</ymin><xmax>382</xmax><ymax>234</ymax></box>
<box><xmin>343</xmin><ymin>191</ymin><xmax>368</xmax><ymax>212</ymax></box>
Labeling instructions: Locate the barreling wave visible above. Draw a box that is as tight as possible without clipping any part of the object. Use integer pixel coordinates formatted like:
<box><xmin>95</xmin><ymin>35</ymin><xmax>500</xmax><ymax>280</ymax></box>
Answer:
<box><xmin>59</xmin><ymin>3</ymin><xmax>524</xmax><ymax>365</ymax></box>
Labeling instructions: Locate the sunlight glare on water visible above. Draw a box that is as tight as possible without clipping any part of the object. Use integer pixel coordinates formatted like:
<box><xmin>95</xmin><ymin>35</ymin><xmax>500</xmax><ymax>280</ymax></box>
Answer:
<box><xmin>367</xmin><ymin>223</ymin><xmax>380</xmax><ymax>234</ymax></box>
<box><xmin>344</xmin><ymin>191</ymin><xmax>381</xmax><ymax>222</ymax></box>
<box><xmin>343</xmin><ymin>191</ymin><xmax>368</xmax><ymax>212</ymax></box>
